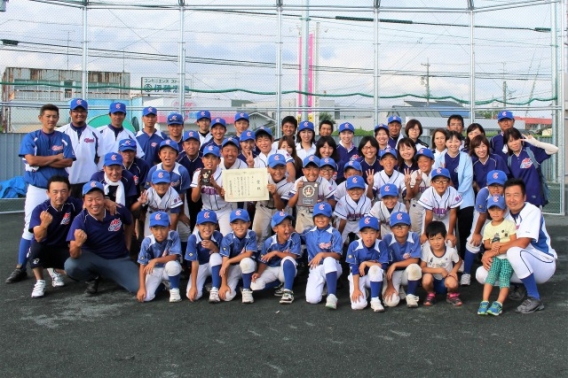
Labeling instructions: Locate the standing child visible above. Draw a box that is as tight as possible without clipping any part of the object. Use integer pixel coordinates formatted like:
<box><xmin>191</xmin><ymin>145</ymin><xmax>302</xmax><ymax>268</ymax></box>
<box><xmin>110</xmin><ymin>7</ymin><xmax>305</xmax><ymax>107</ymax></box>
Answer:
<box><xmin>304</xmin><ymin>203</ymin><xmax>343</xmax><ymax>309</ymax></box>
<box><xmin>136</xmin><ymin>212</ymin><xmax>183</xmax><ymax>303</ymax></box>
<box><xmin>251</xmin><ymin>211</ymin><xmax>301</xmax><ymax>304</ymax></box>
<box><xmin>200</xmin><ymin>117</ymin><xmax>227</xmax><ymax>152</ymax></box>
<box><xmin>334</xmin><ymin>161</ymin><xmax>373</xmax><ymax>202</ymax></box>
<box><xmin>477</xmin><ymin>195</ymin><xmax>517</xmax><ymax>316</ymax></box>
<box><xmin>368</xmin><ymin>183</ymin><xmax>407</xmax><ymax>239</ymax></box>
<box><xmin>406</xmin><ymin>148</ymin><xmax>434</xmax><ymax>233</ymax></box>
<box><xmin>250</xmin><ymin>126</ymin><xmax>295</xmax><ymax>181</ymax></box>
<box><xmin>382</xmin><ymin>212</ymin><xmax>423</xmax><ymax>308</ymax></box>
<box><xmin>318</xmin><ymin>158</ymin><xmax>338</xmax><ymax>194</ymax></box>
<box><xmin>420</xmin><ymin>221</ymin><xmax>462</xmax><ymax>307</ymax></box>
<box><xmin>218</xmin><ymin>209</ymin><xmax>258</xmax><ymax>303</ymax></box>
<box><xmin>371</xmin><ymin>147</ymin><xmax>405</xmax><ymax>200</ymax></box>
<box><xmin>336</xmin><ymin>122</ymin><xmax>360</xmax><ymax>182</ymax></box>
<box><xmin>185</xmin><ymin>210</ymin><xmax>224</xmax><ymax>302</ymax></box>
<box><xmin>334</xmin><ymin>175</ymin><xmax>372</xmax><ymax>244</ymax></box>
<box><xmin>346</xmin><ymin>216</ymin><xmax>389</xmax><ymax>312</ymax></box>
<box><xmin>418</xmin><ymin>168</ymin><xmax>462</xmax><ymax>246</ymax></box>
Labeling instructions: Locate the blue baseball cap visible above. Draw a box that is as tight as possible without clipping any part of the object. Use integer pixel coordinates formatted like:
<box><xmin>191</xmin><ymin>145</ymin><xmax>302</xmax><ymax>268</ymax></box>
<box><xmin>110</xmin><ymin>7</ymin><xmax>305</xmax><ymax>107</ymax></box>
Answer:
<box><xmin>338</xmin><ymin>122</ymin><xmax>355</xmax><ymax>133</ymax></box>
<box><xmin>374</xmin><ymin>123</ymin><xmax>388</xmax><ymax>133</ymax></box>
<box><xmin>159</xmin><ymin>139</ymin><xmax>180</xmax><ymax>152</ymax></box>
<box><xmin>343</xmin><ymin>160</ymin><xmax>362</xmax><ymax>172</ymax></box>
<box><xmin>487</xmin><ymin>195</ymin><xmax>506</xmax><ymax>210</ymax></box>
<box><xmin>271</xmin><ymin>211</ymin><xmax>294</xmax><ymax>228</ymax></box>
<box><xmin>197</xmin><ymin>110</ymin><xmax>211</xmax><ymax>121</ymax></box>
<box><xmin>319</xmin><ymin>157</ymin><xmax>337</xmax><ymax>170</ymax></box>
<box><xmin>211</xmin><ymin>117</ymin><xmax>227</xmax><ymax>128</ymax></box>
<box><xmin>167</xmin><ymin>113</ymin><xmax>184</xmax><ymax>125</ymax></box>
<box><xmin>255</xmin><ymin>126</ymin><xmax>273</xmax><ymax>138</ymax></box>
<box><xmin>388</xmin><ymin>115</ymin><xmax>402</xmax><ymax>124</ymax></box>
<box><xmin>151</xmin><ymin>169</ymin><xmax>171</xmax><ymax>184</ymax></box>
<box><xmin>380</xmin><ymin>183</ymin><xmax>399</xmax><ymax>198</ymax></box>
<box><xmin>235</xmin><ymin>112</ymin><xmax>249</xmax><ymax>122</ymax></box>
<box><xmin>142</xmin><ymin>106</ymin><xmax>157</xmax><ymax>116</ymax></box>
<box><xmin>268</xmin><ymin>154</ymin><xmax>286</xmax><ymax>168</ymax></box>
<box><xmin>183</xmin><ymin>130</ymin><xmax>200</xmax><ymax>142</ymax></box>
<box><xmin>379</xmin><ymin>148</ymin><xmax>398</xmax><ymax>159</ymax></box>
<box><xmin>431</xmin><ymin>167</ymin><xmax>451</xmax><ymax>180</ymax></box>
<box><xmin>70</xmin><ymin>98</ymin><xmax>88</xmax><ymax>110</ymax></box>
<box><xmin>82</xmin><ymin>181</ymin><xmax>105</xmax><ymax>196</ymax></box>
<box><xmin>118</xmin><ymin>138</ymin><xmax>137</xmax><ymax>152</ymax></box>
<box><xmin>109</xmin><ymin>102</ymin><xmax>126</xmax><ymax>114</ymax></box>
<box><xmin>313</xmin><ymin>202</ymin><xmax>333</xmax><ymax>218</ymax></box>
<box><xmin>103</xmin><ymin>152</ymin><xmax>123</xmax><ymax>166</ymax></box>
<box><xmin>298</xmin><ymin>121</ymin><xmax>314</xmax><ymax>132</ymax></box>
<box><xmin>230</xmin><ymin>209</ymin><xmax>250</xmax><ymax>223</ymax></box>
<box><xmin>359</xmin><ymin>216</ymin><xmax>379</xmax><ymax>231</ymax></box>
<box><xmin>222</xmin><ymin>137</ymin><xmax>240</xmax><ymax>150</ymax></box>
<box><xmin>416</xmin><ymin>148</ymin><xmax>434</xmax><ymax>160</ymax></box>
<box><xmin>497</xmin><ymin>110</ymin><xmax>513</xmax><ymax>121</ymax></box>
<box><xmin>346</xmin><ymin>175</ymin><xmax>365</xmax><ymax>190</ymax></box>
<box><xmin>390</xmin><ymin>211</ymin><xmax>411</xmax><ymax>227</ymax></box>
<box><xmin>303</xmin><ymin>155</ymin><xmax>320</xmax><ymax>168</ymax></box>
<box><xmin>240</xmin><ymin>130</ymin><xmax>255</xmax><ymax>142</ymax></box>
<box><xmin>196</xmin><ymin>210</ymin><xmax>218</xmax><ymax>225</ymax></box>
<box><xmin>203</xmin><ymin>145</ymin><xmax>220</xmax><ymax>157</ymax></box>
<box><xmin>486</xmin><ymin>170</ymin><xmax>507</xmax><ymax>186</ymax></box>
<box><xmin>149</xmin><ymin>211</ymin><xmax>170</xmax><ymax>227</ymax></box>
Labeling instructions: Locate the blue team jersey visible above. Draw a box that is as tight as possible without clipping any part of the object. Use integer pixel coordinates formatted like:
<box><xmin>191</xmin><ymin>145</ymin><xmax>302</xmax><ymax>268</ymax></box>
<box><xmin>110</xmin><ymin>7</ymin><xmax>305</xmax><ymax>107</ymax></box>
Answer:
<box><xmin>177</xmin><ymin>152</ymin><xmax>204</xmax><ymax>179</ymax></box>
<box><xmin>238</xmin><ymin>150</ymin><xmax>258</xmax><ymax>163</ymax></box>
<box><xmin>507</xmin><ymin>146</ymin><xmax>550</xmax><ymax>207</ymax></box>
<box><xmin>29</xmin><ymin>197</ymin><xmax>83</xmax><ymax>247</ymax></box>
<box><xmin>125</xmin><ymin>158</ymin><xmax>150</xmax><ymax>192</ymax></box>
<box><xmin>444</xmin><ymin>153</ymin><xmax>461</xmax><ymax>188</ymax></box>
<box><xmin>303</xmin><ymin>225</ymin><xmax>343</xmax><ymax>263</ymax></box>
<box><xmin>382</xmin><ymin>232</ymin><xmax>421</xmax><ymax>264</ymax></box>
<box><xmin>200</xmin><ymin>140</ymin><xmax>223</xmax><ymax>154</ymax></box>
<box><xmin>474</xmin><ymin>187</ymin><xmax>492</xmax><ymax>214</ymax></box>
<box><xmin>336</xmin><ymin>144</ymin><xmax>360</xmax><ymax>181</ymax></box>
<box><xmin>358</xmin><ymin>157</ymin><xmax>383</xmax><ymax>182</ymax></box>
<box><xmin>67</xmin><ymin>206</ymin><xmax>132</xmax><ymax>260</ymax></box>
<box><xmin>259</xmin><ymin>233</ymin><xmax>302</xmax><ymax>267</ymax></box>
<box><xmin>472</xmin><ymin>154</ymin><xmax>509</xmax><ymax>189</ymax></box>
<box><xmin>489</xmin><ymin>133</ymin><xmax>507</xmax><ymax>161</ymax></box>
<box><xmin>345</xmin><ymin>239</ymin><xmax>389</xmax><ymax>275</ymax></box>
<box><xmin>136</xmin><ymin>130</ymin><xmax>165</xmax><ymax>167</ymax></box>
<box><xmin>146</xmin><ymin>163</ymin><xmax>191</xmax><ymax>194</ymax></box>
<box><xmin>185</xmin><ymin>230</ymin><xmax>223</xmax><ymax>265</ymax></box>
<box><xmin>90</xmin><ymin>170</ymin><xmax>139</xmax><ymax>207</ymax></box>
<box><xmin>138</xmin><ymin>231</ymin><xmax>182</xmax><ymax>267</ymax></box>
<box><xmin>19</xmin><ymin>130</ymin><xmax>75</xmax><ymax>188</ymax></box>
<box><xmin>220</xmin><ymin>230</ymin><xmax>258</xmax><ymax>260</ymax></box>
<box><xmin>397</xmin><ymin>161</ymin><xmax>419</xmax><ymax>174</ymax></box>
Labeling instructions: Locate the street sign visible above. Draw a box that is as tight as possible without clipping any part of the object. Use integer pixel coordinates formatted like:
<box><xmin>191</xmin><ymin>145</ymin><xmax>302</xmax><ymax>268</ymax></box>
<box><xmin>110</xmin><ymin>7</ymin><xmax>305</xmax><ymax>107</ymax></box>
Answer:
<box><xmin>141</xmin><ymin>77</ymin><xmax>191</xmax><ymax>96</ymax></box>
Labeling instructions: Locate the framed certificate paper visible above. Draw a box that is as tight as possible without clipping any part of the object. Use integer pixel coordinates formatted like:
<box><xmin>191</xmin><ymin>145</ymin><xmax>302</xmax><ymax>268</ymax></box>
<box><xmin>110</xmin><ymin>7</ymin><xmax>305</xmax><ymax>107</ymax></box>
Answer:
<box><xmin>222</xmin><ymin>168</ymin><xmax>269</xmax><ymax>202</ymax></box>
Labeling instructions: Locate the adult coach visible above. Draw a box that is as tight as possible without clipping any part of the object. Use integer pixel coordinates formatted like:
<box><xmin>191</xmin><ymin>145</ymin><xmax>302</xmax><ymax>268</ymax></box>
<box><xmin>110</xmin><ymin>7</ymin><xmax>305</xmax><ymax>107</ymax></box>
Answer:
<box><xmin>6</xmin><ymin>104</ymin><xmax>75</xmax><ymax>284</ymax></box>
<box><xmin>65</xmin><ymin>181</ymin><xmax>138</xmax><ymax>295</ymax></box>
<box><xmin>136</xmin><ymin>106</ymin><xmax>164</xmax><ymax>167</ymax></box>
<box><xmin>475</xmin><ymin>178</ymin><xmax>556</xmax><ymax>313</ymax></box>
<box><xmin>28</xmin><ymin>176</ymin><xmax>83</xmax><ymax>298</ymax></box>
<box><xmin>490</xmin><ymin>110</ymin><xmax>515</xmax><ymax>161</ymax></box>
<box><xmin>98</xmin><ymin>102</ymin><xmax>144</xmax><ymax>169</ymax></box>
<box><xmin>58</xmin><ymin>98</ymin><xmax>102</xmax><ymax>198</ymax></box>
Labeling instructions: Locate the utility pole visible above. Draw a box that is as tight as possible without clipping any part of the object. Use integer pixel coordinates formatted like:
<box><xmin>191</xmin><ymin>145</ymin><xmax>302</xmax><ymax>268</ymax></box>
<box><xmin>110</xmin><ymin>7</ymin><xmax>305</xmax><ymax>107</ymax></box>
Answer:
<box><xmin>421</xmin><ymin>58</ymin><xmax>431</xmax><ymax>105</ymax></box>
<box><xmin>502</xmin><ymin>62</ymin><xmax>507</xmax><ymax>108</ymax></box>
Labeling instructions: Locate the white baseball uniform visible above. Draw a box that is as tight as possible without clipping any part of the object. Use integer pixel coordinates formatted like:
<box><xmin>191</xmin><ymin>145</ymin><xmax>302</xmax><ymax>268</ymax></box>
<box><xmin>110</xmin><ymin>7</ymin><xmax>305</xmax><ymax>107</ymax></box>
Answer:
<box><xmin>334</xmin><ymin>194</ymin><xmax>372</xmax><ymax>242</ymax></box>
<box><xmin>98</xmin><ymin>126</ymin><xmax>144</xmax><ymax>169</ymax></box>
<box><xmin>372</xmin><ymin>170</ymin><xmax>405</xmax><ymax>200</ymax></box>
<box><xmin>368</xmin><ymin>201</ymin><xmax>407</xmax><ymax>238</ymax></box>
<box><xmin>417</xmin><ymin>187</ymin><xmax>462</xmax><ymax>233</ymax></box>
<box><xmin>58</xmin><ymin>123</ymin><xmax>102</xmax><ymax>184</ymax></box>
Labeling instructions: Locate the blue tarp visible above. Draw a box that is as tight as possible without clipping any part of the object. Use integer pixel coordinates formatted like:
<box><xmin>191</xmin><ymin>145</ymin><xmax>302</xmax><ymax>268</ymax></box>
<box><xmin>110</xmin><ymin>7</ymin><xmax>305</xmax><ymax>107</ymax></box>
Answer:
<box><xmin>0</xmin><ymin>176</ymin><xmax>27</xmax><ymax>198</ymax></box>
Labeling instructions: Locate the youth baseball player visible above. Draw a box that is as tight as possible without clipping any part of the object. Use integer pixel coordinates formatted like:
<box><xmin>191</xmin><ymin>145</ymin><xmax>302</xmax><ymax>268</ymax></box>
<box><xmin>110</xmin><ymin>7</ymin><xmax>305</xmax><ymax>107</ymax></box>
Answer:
<box><xmin>195</xmin><ymin>110</ymin><xmax>212</xmax><ymax>146</ymax></box>
<box><xmin>334</xmin><ymin>175</ymin><xmax>372</xmax><ymax>243</ymax></box>
<box><xmin>136</xmin><ymin>106</ymin><xmax>165</xmax><ymax>167</ymax></box>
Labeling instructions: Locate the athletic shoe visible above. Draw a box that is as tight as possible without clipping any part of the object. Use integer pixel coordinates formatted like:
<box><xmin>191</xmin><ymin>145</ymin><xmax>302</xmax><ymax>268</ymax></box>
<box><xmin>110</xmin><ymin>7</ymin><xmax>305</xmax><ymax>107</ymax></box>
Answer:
<box><xmin>477</xmin><ymin>301</ymin><xmax>489</xmax><ymax>315</ymax></box>
<box><xmin>85</xmin><ymin>276</ymin><xmax>101</xmax><ymax>295</ymax></box>
<box><xmin>204</xmin><ymin>283</ymin><xmax>212</xmax><ymax>293</ymax></box>
<box><xmin>48</xmin><ymin>268</ymin><xmax>65</xmax><ymax>287</ymax></box>
<box><xmin>446</xmin><ymin>293</ymin><xmax>463</xmax><ymax>307</ymax></box>
<box><xmin>242</xmin><ymin>289</ymin><xmax>254</xmax><ymax>304</ymax></box>
<box><xmin>273</xmin><ymin>282</ymin><xmax>285</xmax><ymax>297</ymax></box>
<box><xmin>5</xmin><ymin>267</ymin><xmax>27</xmax><ymax>284</ymax></box>
<box><xmin>508</xmin><ymin>285</ymin><xmax>527</xmax><ymax>301</ymax></box>
<box><xmin>169</xmin><ymin>288</ymin><xmax>182</xmax><ymax>302</ymax></box>
<box><xmin>370</xmin><ymin>298</ymin><xmax>385</xmax><ymax>313</ymax></box>
<box><xmin>460</xmin><ymin>273</ymin><xmax>471</xmax><ymax>286</ymax></box>
<box><xmin>488</xmin><ymin>301</ymin><xmax>503</xmax><ymax>316</ymax></box>
<box><xmin>424</xmin><ymin>293</ymin><xmax>436</xmax><ymax>306</ymax></box>
<box><xmin>279</xmin><ymin>289</ymin><xmax>294</xmax><ymax>304</ymax></box>
<box><xmin>31</xmin><ymin>280</ymin><xmax>46</xmax><ymax>298</ymax></box>
<box><xmin>325</xmin><ymin>294</ymin><xmax>338</xmax><ymax>310</ymax></box>
<box><xmin>208</xmin><ymin>287</ymin><xmax>220</xmax><ymax>303</ymax></box>
<box><xmin>406</xmin><ymin>294</ymin><xmax>419</xmax><ymax>308</ymax></box>
<box><xmin>398</xmin><ymin>286</ymin><xmax>406</xmax><ymax>300</ymax></box>
<box><xmin>516</xmin><ymin>297</ymin><xmax>544</xmax><ymax>314</ymax></box>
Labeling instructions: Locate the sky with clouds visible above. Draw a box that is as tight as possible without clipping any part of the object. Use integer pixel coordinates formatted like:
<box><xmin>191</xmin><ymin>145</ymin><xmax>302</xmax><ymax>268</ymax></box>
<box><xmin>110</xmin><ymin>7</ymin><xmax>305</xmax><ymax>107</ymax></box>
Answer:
<box><xmin>0</xmin><ymin>0</ymin><xmax>561</xmax><ymax>114</ymax></box>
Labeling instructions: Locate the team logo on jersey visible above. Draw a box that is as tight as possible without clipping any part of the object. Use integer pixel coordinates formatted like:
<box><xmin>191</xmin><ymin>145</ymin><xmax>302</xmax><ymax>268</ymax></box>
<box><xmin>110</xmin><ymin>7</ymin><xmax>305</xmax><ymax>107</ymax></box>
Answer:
<box><xmin>108</xmin><ymin>218</ymin><xmax>122</xmax><ymax>232</ymax></box>
<box><xmin>61</xmin><ymin>212</ymin><xmax>71</xmax><ymax>225</ymax></box>
<box><xmin>351</xmin><ymin>154</ymin><xmax>359</xmax><ymax>160</ymax></box>
<box><xmin>455</xmin><ymin>195</ymin><xmax>462</xmax><ymax>201</ymax></box>
<box><xmin>171</xmin><ymin>179</ymin><xmax>180</xmax><ymax>187</ymax></box>
<box><xmin>520</xmin><ymin>158</ymin><xmax>533</xmax><ymax>169</ymax></box>
<box><xmin>133</xmin><ymin>175</ymin><xmax>139</xmax><ymax>185</ymax></box>
<box><xmin>52</xmin><ymin>145</ymin><xmax>64</xmax><ymax>152</ymax></box>
<box><xmin>151</xmin><ymin>142</ymin><xmax>158</xmax><ymax>147</ymax></box>
<box><xmin>84</xmin><ymin>138</ymin><xmax>95</xmax><ymax>143</ymax></box>
<box><xmin>318</xmin><ymin>242</ymin><xmax>332</xmax><ymax>250</ymax></box>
